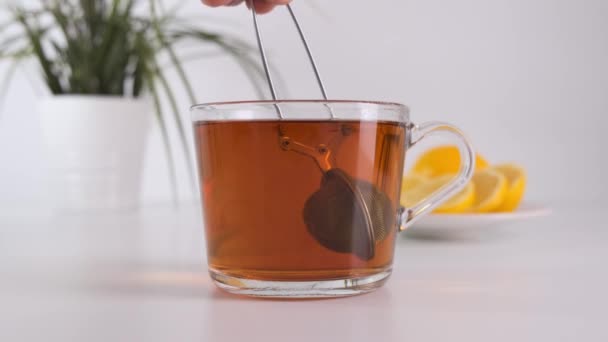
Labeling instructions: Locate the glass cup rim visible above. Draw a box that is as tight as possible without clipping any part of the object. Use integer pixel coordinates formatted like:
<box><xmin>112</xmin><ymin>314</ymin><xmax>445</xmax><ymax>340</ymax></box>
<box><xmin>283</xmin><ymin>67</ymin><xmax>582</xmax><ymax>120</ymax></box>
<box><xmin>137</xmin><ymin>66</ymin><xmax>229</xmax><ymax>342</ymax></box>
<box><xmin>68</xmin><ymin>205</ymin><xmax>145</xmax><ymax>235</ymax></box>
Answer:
<box><xmin>191</xmin><ymin>100</ymin><xmax>410</xmax><ymax>123</ymax></box>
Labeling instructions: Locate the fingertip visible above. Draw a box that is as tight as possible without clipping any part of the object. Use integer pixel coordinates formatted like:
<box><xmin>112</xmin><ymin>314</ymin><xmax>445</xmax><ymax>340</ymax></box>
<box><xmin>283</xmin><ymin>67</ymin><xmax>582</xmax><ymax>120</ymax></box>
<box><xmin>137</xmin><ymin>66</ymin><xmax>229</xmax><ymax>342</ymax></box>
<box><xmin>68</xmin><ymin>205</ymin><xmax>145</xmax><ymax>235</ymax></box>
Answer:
<box><xmin>201</xmin><ymin>0</ymin><xmax>231</xmax><ymax>7</ymax></box>
<box><xmin>253</xmin><ymin>2</ymin><xmax>276</xmax><ymax>14</ymax></box>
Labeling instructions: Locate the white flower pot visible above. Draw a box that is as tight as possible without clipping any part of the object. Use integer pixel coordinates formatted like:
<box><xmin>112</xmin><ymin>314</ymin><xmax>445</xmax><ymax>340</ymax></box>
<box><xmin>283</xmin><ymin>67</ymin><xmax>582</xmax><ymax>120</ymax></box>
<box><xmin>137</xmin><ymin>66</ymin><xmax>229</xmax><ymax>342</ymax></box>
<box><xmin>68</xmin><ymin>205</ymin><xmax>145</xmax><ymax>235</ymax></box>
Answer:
<box><xmin>39</xmin><ymin>96</ymin><xmax>152</xmax><ymax>212</ymax></box>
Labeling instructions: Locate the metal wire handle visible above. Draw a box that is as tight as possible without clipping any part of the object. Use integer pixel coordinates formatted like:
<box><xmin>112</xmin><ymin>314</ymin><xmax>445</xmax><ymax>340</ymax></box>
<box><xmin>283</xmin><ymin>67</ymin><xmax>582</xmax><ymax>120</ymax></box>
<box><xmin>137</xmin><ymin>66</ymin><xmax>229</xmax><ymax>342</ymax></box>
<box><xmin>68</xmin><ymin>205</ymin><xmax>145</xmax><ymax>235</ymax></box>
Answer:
<box><xmin>249</xmin><ymin>2</ymin><xmax>331</xmax><ymax>118</ymax></box>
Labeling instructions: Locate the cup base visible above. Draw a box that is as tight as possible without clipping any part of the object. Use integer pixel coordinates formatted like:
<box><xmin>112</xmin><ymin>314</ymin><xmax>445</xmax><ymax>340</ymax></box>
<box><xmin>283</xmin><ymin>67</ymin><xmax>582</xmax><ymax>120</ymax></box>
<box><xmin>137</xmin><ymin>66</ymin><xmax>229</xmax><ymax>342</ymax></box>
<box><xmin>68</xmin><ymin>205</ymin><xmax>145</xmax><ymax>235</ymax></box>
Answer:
<box><xmin>210</xmin><ymin>268</ymin><xmax>392</xmax><ymax>298</ymax></box>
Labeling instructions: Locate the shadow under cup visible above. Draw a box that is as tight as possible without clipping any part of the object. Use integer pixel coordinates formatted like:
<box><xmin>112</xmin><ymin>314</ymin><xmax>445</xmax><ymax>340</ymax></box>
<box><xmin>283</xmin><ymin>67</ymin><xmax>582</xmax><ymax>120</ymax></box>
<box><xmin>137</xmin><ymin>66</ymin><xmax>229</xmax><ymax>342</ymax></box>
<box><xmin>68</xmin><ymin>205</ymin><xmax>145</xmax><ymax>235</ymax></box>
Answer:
<box><xmin>192</xmin><ymin>101</ymin><xmax>410</xmax><ymax>298</ymax></box>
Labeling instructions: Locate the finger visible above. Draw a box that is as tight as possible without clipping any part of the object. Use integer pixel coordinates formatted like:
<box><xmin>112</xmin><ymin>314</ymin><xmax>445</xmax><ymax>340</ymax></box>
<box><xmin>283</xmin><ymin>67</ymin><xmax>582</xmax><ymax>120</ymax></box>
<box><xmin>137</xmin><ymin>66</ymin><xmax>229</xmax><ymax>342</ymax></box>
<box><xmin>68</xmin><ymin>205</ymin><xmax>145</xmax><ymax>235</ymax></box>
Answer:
<box><xmin>253</xmin><ymin>1</ymin><xmax>276</xmax><ymax>14</ymax></box>
<box><xmin>201</xmin><ymin>0</ymin><xmax>233</xmax><ymax>7</ymax></box>
<box><xmin>202</xmin><ymin>0</ymin><xmax>289</xmax><ymax>13</ymax></box>
<box><xmin>264</xmin><ymin>0</ymin><xmax>291</xmax><ymax>4</ymax></box>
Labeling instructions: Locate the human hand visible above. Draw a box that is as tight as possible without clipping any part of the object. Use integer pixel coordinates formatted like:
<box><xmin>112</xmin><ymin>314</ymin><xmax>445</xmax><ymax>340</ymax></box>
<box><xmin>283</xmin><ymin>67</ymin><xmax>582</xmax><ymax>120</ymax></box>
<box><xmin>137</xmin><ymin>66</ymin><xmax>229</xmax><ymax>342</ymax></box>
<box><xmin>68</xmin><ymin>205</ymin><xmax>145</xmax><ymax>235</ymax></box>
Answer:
<box><xmin>201</xmin><ymin>0</ymin><xmax>292</xmax><ymax>14</ymax></box>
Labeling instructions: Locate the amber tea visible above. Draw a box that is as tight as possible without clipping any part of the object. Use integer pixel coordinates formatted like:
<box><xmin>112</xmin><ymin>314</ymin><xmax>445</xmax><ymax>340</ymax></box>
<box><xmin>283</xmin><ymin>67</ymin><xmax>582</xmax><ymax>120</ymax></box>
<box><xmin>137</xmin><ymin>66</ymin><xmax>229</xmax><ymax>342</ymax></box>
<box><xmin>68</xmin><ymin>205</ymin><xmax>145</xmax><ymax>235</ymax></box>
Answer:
<box><xmin>195</xmin><ymin>120</ymin><xmax>407</xmax><ymax>282</ymax></box>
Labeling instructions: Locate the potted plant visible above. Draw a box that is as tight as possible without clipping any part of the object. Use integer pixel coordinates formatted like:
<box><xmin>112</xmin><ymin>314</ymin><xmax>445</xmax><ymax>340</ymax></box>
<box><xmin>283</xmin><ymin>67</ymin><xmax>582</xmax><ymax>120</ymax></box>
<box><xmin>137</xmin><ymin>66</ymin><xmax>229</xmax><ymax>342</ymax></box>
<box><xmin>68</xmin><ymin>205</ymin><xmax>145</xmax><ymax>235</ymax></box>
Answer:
<box><xmin>0</xmin><ymin>0</ymin><xmax>263</xmax><ymax>211</ymax></box>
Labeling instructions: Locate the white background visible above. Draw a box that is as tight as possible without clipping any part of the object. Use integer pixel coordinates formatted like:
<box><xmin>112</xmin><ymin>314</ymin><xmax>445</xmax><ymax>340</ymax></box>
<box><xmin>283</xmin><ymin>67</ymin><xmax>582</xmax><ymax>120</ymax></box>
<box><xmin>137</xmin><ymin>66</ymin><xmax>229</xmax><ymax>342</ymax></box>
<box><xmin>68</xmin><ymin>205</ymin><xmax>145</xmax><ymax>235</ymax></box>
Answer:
<box><xmin>1</xmin><ymin>0</ymin><xmax>607</xmax><ymax>210</ymax></box>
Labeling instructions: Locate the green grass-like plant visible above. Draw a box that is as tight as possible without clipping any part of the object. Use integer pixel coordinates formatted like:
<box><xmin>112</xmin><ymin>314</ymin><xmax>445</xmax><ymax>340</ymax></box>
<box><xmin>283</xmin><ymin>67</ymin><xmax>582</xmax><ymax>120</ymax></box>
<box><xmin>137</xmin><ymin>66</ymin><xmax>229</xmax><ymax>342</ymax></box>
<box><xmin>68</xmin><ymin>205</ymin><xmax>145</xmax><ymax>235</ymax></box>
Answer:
<box><xmin>0</xmin><ymin>0</ymin><xmax>265</xmax><ymax>198</ymax></box>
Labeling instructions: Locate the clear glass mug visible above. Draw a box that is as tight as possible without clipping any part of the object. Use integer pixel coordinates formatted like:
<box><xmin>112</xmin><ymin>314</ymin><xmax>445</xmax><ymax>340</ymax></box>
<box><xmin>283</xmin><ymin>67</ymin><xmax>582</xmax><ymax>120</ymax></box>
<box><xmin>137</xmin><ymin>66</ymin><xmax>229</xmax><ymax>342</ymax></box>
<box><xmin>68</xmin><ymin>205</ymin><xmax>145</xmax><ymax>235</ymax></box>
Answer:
<box><xmin>192</xmin><ymin>100</ymin><xmax>475</xmax><ymax>298</ymax></box>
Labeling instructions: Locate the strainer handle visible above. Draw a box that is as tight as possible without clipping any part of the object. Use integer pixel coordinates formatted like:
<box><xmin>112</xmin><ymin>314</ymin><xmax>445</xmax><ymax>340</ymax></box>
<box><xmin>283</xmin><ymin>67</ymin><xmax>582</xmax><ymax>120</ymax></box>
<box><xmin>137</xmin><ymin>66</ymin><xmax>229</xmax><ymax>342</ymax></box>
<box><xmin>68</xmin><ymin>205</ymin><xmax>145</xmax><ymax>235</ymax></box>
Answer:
<box><xmin>399</xmin><ymin>122</ymin><xmax>476</xmax><ymax>230</ymax></box>
<box><xmin>249</xmin><ymin>2</ymin><xmax>330</xmax><ymax>118</ymax></box>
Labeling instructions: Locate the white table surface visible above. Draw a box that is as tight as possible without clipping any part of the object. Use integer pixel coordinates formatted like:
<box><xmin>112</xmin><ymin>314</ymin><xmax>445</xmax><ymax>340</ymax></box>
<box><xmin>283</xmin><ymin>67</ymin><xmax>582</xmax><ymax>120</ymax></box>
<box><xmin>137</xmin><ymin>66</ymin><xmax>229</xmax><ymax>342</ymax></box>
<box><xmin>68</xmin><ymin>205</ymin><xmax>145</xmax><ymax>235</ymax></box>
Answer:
<box><xmin>1</xmin><ymin>202</ymin><xmax>606</xmax><ymax>341</ymax></box>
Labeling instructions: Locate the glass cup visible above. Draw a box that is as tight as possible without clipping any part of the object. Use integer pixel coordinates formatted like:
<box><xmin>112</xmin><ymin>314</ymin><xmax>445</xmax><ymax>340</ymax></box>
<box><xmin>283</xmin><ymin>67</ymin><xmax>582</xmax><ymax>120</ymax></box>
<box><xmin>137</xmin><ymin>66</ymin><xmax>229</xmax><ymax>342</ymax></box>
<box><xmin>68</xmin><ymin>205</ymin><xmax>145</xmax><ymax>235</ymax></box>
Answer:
<box><xmin>192</xmin><ymin>100</ymin><xmax>475</xmax><ymax>298</ymax></box>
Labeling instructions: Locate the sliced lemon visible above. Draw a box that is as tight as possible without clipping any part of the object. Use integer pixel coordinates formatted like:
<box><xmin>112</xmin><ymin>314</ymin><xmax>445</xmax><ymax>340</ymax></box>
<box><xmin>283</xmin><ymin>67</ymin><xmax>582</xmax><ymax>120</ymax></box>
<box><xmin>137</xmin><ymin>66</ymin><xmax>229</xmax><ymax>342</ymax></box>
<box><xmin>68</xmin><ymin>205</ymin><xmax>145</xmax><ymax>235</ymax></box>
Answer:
<box><xmin>401</xmin><ymin>174</ymin><xmax>428</xmax><ymax>193</ymax></box>
<box><xmin>493</xmin><ymin>164</ymin><xmax>527</xmax><ymax>212</ymax></box>
<box><xmin>470</xmin><ymin>169</ymin><xmax>508</xmax><ymax>213</ymax></box>
<box><xmin>412</xmin><ymin>145</ymin><xmax>489</xmax><ymax>177</ymax></box>
<box><xmin>435</xmin><ymin>181</ymin><xmax>476</xmax><ymax>214</ymax></box>
<box><xmin>401</xmin><ymin>175</ymin><xmax>476</xmax><ymax>214</ymax></box>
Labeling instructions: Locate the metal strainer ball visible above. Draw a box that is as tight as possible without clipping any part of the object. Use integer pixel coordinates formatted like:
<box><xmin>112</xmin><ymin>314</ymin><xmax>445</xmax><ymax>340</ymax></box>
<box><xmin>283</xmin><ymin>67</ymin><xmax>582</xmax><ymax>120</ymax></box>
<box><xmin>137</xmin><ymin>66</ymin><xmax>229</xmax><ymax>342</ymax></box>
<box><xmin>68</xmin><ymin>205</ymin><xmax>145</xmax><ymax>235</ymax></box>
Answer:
<box><xmin>303</xmin><ymin>169</ymin><xmax>395</xmax><ymax>261</ymax></box>
<box><xmin>280</xmin><ymin>134</ymin><xmax>395</xmax><ymax>261</ymax></box>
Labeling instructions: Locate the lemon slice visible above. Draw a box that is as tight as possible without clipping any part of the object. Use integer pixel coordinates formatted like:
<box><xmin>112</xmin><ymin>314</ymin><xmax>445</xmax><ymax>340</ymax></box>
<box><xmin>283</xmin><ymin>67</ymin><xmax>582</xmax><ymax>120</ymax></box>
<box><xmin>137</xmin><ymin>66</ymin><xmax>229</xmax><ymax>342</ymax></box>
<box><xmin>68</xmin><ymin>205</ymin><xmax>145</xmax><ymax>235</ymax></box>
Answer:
<box><xmin>401</xmin><ymin>175</ymin><xmax>476</xmax><ymax>214</ymax></box>
<box><xmin>471</xmin><ymin>169</ymin><xmax>508</xmax><ymax>213</ymax></box>
<box><xmin>401</xmin><ymin>174</ymin><xmax>428</xmax><ymax>193</ymax></box>
<box><xmin>412</xmin><ymin>145</ymin><xmax>489</xmax><ymax>177</ymax></box>
<box><xmin>435</xmin><ymin>181</ymin><xmax>475</xmax><ymax>214</ymax></box>
<box><xmin>493</xmin><ymin>164</ymin><xmax>527</xmax><ymax>212</ymax></box>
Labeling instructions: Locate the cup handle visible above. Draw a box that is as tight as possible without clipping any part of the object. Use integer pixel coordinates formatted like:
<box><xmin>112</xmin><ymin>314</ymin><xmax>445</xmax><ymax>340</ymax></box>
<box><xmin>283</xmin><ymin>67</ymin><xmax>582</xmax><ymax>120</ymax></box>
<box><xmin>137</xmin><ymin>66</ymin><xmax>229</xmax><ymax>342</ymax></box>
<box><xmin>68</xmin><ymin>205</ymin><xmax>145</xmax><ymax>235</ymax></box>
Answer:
<box><xmin>399</xmin><ymin>121</ymin><xmax>476</xmax><ymax>231</ymax></box>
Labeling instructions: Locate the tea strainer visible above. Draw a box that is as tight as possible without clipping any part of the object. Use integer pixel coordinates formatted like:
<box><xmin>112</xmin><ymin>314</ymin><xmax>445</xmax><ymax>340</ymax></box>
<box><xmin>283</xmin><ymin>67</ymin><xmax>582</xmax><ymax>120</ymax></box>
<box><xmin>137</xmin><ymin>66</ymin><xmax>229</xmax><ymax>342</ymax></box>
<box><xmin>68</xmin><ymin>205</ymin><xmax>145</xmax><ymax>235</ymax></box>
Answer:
<box><xmin>248</xmin><ymin>2</ymin><xmax>396</xmax><ymax>260</ymax></box>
